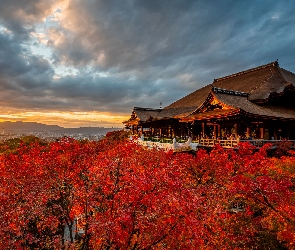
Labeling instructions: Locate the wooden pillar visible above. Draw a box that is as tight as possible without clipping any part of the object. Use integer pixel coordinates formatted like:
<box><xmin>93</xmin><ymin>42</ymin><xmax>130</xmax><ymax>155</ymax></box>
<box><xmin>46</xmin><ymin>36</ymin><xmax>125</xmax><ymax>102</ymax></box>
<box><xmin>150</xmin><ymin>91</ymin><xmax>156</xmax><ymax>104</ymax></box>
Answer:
<box><xmin>246</xmin><ymin>127</ymin><xmax>251</xmax><ymax>138</ymax></box>
<box><xmin>202</xmin><ymin>122</ymin><xmax>205</xmax><ymax>137</ymax></box>
<box><xmin>180</xmin><ymin>124</ymin><xmax>184</xmax><ymax>137</ymax></box>
<box><xmin>234</xmin><ymin>123</ymin><xmax>238</xmax><ymax>137</ymax></box>
<box><xmin>260</xmin><ymin>127</ymin><xmax>264</xmax><ymax>139</ymax></box>
<box><xmin>132</xmin><ymin>125</ymin><xmax>135</xmax><ymax>135</ymax></box>
<box><xmin>213</xmin><ymin>125</ymin><xmax>217</xmax><ymax>139</ymax></box>
<box><xmin>274</xmin><ymin>126</ymin><xmax>278</xmax><ymax>140</ymax></box>
<box><xmin>218</xmin><ymin>125</ymin><xmax>221</xmax><ymax>138</ymax></box>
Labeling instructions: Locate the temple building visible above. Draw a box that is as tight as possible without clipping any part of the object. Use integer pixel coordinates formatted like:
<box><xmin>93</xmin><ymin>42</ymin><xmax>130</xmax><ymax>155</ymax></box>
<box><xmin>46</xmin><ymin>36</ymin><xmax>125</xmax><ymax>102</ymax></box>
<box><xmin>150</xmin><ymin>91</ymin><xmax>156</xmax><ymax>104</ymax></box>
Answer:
<box><xmin>124</xmin><ymin>61</ymin><xmax>295</xmax><ymax>141</ymax></box>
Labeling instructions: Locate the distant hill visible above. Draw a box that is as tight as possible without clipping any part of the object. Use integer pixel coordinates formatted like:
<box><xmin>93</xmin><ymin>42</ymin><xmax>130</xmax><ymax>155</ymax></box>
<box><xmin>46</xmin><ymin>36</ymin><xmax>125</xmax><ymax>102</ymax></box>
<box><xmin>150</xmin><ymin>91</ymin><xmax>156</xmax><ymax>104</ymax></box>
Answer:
<box><xmin>60</xmin><ymin>127</ymin><xmax>122</xmax><ymax>135</ymax></box>
<box><xmin>0</xmin><ymin>121</ymin><xmax>122</xmax><ymax>135</ymax></box>
<box><xmin>1</xmin><ymin>121</ymin><xmax>61</xmax><ymax>132</ymax></box>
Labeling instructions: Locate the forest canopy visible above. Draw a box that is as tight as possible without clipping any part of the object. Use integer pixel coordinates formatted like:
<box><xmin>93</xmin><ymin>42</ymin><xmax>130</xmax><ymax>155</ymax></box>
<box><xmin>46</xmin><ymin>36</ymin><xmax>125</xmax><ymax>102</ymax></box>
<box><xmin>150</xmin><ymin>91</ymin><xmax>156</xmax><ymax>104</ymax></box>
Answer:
<box><xmin>0</xmin><ymin>131</ymin><xmax>294</xmax><ymax>249</ymax></box>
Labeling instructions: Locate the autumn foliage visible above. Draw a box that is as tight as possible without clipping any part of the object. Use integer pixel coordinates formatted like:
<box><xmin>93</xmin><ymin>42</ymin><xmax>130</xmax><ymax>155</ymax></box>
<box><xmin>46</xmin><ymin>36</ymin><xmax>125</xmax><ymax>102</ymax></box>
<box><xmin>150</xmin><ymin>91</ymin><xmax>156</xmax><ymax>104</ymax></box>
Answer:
<box><xmin>0</xmin><ymin>132</ymin><xmax>295</xmax><ymax>249</ymax></box>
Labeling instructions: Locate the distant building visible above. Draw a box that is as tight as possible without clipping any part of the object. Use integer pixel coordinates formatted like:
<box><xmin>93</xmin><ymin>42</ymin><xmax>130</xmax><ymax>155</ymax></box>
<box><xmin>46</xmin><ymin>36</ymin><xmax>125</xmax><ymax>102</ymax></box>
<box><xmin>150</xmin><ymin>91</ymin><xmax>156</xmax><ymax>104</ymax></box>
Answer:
<box><xmin>124</xmin><ymin>61</ymin><xmax>295</xmax><ymax>140</ymax></box>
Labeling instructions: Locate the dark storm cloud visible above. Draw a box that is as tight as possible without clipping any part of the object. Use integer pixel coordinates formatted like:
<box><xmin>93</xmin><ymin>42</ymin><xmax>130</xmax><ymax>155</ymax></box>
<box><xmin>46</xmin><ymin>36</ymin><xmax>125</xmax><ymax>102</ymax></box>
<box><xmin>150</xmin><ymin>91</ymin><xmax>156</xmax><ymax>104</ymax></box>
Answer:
<box><xmin>0</xmin><ymin>0</ymin><xmax>295</xmax><ymax>116</ymax></box>
<box><xmin>54</xmin><ymin>0</ymin><xmax>295</xmax><ymax>68</ymax></box>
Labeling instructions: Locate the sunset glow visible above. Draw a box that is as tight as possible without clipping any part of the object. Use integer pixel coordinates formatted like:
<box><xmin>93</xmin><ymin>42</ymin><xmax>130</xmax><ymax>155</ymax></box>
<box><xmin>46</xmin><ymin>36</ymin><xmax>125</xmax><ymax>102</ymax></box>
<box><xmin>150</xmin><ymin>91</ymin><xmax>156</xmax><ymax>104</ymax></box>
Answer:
<box><xmin>0</xmin><ymin>111</ymin><xmax>128</xmax><ymax>128</ymax></box>
<box><xmin>0</xmin><ymin>0</ymin><xmax>294</xmax><ymax>128</ymax></box>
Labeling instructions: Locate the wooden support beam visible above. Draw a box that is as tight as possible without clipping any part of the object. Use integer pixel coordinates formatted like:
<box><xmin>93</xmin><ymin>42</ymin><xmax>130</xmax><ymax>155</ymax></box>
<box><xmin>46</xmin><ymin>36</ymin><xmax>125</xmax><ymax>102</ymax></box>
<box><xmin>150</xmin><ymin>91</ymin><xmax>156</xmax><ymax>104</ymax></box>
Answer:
<box><xmin>246</xmin><ymin>127</ymin><xmax>251</xmax><ymax>138</ymax></box>
<box><xmin>234</xmin><ymin>123</ymin><xmax>238</xmax><ymax>137</ymax></box>
<box><xmin>202</xmin><ymin>122</ymin><xmax>205</xmax><ymax>137</ymax></box>
<box><xmin>260</xmin><ymin>127</ymin><xmax>264</xmax><ymax>139</ymax></box>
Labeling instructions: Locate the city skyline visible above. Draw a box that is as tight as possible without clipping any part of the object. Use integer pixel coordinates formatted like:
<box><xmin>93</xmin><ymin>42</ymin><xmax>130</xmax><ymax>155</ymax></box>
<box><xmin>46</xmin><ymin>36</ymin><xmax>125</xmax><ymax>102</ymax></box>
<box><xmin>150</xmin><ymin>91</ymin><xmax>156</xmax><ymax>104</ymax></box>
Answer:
<box><xmin>1</xmin><ymin>0</ymin><xmax>295</xmax><ymax>127</ymax></box>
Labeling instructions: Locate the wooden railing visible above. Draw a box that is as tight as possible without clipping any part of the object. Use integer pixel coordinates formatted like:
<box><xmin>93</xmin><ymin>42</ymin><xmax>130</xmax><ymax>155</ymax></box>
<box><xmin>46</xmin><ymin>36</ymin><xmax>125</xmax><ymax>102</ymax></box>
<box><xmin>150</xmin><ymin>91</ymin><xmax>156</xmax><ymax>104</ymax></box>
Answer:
<box><xmin>197</xmin><ymin>139</ymin><xmax>238</xmax><ymax>148</ymax></box>
<box><xmin>194</xmin><ymin>139</ymin><xmax>295</xmax><ymax>149</ymax></box>
<box><xmin>239</xmin><ymin>140</ymin><xmax>295</xmax><ymax>148</ymax></box>
<box><xmin>133</xmin><ymin>136</ymin><xmax>295</xmax><ymax>151</ymax></box>
<box><xmin>135</xmin><ymin>137</ymin><xmax>198</xmax><ymax>152</ymax></box>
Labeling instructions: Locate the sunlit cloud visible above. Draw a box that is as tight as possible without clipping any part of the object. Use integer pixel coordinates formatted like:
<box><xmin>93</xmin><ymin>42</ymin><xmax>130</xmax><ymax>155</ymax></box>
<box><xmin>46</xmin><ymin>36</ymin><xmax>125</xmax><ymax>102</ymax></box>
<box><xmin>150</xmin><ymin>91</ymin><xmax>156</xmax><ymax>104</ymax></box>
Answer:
<box><xmin>0</xmin><ymin>25</ymin><xmax>12</xmax><ymax>36</ymax></box>
<box><xmin>0</xmin><ymin>0</ymin><xmax>294</xmax><ymax>128</ymax></box>
<box><xmin>31</xmin><ymin>31</ymin><xmax>48</xmax><ymax>44</ymax></box>
<box><xmin>0</xmin><ymin>111</ymin><xmax>127</xmax><ymax>128</ymax></box>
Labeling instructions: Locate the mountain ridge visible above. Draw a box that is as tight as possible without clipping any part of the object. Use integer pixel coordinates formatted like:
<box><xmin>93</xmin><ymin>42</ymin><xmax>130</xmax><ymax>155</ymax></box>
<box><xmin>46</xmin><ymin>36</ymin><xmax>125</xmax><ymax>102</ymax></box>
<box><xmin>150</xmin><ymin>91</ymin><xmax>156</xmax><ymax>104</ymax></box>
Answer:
<box><xmin>0</xmin><ymin>121</ymin><xmax>122</xmax><ymax>134</ymax></box>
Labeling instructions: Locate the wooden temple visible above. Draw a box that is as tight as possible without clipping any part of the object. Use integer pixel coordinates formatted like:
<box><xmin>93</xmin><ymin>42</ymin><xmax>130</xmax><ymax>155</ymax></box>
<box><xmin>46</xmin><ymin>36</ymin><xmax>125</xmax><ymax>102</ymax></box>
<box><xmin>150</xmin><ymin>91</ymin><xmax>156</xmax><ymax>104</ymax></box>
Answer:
<box><xmin>124</xmin><ymin>61</ymin><xmax>295</xmax><ymax>141</ymax></box>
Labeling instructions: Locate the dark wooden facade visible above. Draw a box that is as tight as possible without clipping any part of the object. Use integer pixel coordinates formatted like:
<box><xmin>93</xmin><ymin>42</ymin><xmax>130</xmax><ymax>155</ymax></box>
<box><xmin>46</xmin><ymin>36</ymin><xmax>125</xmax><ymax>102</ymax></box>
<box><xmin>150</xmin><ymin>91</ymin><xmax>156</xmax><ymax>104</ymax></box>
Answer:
<box><xmin>124</xmin><ymin>61</ymin><xmax>295</xmax><ymax>140</ymax></box>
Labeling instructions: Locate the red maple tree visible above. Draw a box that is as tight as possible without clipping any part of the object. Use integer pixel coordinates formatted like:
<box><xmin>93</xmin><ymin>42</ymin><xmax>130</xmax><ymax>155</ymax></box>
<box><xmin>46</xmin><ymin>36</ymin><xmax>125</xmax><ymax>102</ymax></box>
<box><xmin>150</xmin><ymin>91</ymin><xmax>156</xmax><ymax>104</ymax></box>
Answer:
<box><xmin>0</xmin><ymin>134</ymin><xmax>294</xmax><ymax>249</ymax></box>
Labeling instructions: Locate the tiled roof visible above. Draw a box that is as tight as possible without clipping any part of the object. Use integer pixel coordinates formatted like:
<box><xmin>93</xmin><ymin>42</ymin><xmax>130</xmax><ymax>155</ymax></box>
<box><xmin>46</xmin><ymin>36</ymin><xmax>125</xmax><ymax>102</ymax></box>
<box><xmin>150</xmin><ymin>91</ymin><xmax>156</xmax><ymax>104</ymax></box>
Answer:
<box><xmin>278</xmin><ymin>68</ymin><xmax>295</xmax><ymax>87</ymax></box>
<box><xmin>215</xmin><ymin>92</ymin><xmax>295</xmax><ymax>119</ymax></box>
<box><xmin>161</xmin><ymin>61</ymin><xmax>295</xmax><ymax>118</ymax></box>
<box><xmin>126</xmin><ymin>61</ymin><xmax>295</xmax><ymax>124</ymax></box>
<box><xmin>157</xmin><ymin>106</ymin><xmax>198</xmax><ymax>119</ymax></box>
<box><xmin>133</xmin><ymin>107</ymin><xmax>162</xmax><ymax>121</ymax></box>
<box><xmin>164</xmin><ymin>84</ymin><xmax>212</xmax><ymax>109</ymax></box>
<box><xmin>183</xmin><ymin>108</ymin><xmax>240</xmax><ymax>121</ymax></box>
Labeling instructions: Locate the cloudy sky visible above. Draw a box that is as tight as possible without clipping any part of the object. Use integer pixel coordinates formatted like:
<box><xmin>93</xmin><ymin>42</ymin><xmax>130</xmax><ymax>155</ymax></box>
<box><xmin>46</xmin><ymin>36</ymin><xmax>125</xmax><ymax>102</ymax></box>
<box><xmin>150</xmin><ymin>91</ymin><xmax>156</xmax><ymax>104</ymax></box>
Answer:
<box><xmin>0</xmin><ymin>0</ymin><xmax>295</xmax><ymax>127</ymax></box>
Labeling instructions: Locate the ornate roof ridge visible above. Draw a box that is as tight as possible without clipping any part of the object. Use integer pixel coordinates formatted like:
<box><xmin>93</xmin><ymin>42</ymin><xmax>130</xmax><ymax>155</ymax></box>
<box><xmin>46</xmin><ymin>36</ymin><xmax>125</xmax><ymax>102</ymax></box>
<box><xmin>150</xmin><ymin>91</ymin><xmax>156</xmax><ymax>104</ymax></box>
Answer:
<box><xmin>212</xmin><ymin>87</ymin><xmax>249</xmax><ymax>97</ymax></box>
<box><xmin>134</xmin><ymin>107</ymin><xmax>162</xmax><ymax>112</ymax></box>
<box><xmin>213</xmin><ymin>60</ymin><xmax>279</xmax><ymax>82</ymax></box>
<box><xmin>279</xmin><ymin>67</ymin><xmax>295</xmax><ymax>75</ymax></box>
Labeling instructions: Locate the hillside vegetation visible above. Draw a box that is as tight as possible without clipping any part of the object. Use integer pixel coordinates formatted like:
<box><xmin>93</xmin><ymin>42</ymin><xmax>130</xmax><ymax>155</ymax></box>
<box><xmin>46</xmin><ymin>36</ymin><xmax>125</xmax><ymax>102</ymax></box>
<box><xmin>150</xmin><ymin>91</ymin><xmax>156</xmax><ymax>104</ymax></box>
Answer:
<box><xmin>0</xmin><ymin>131</ymin><xmax>294</xmax><ymax>249</ymax></box>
